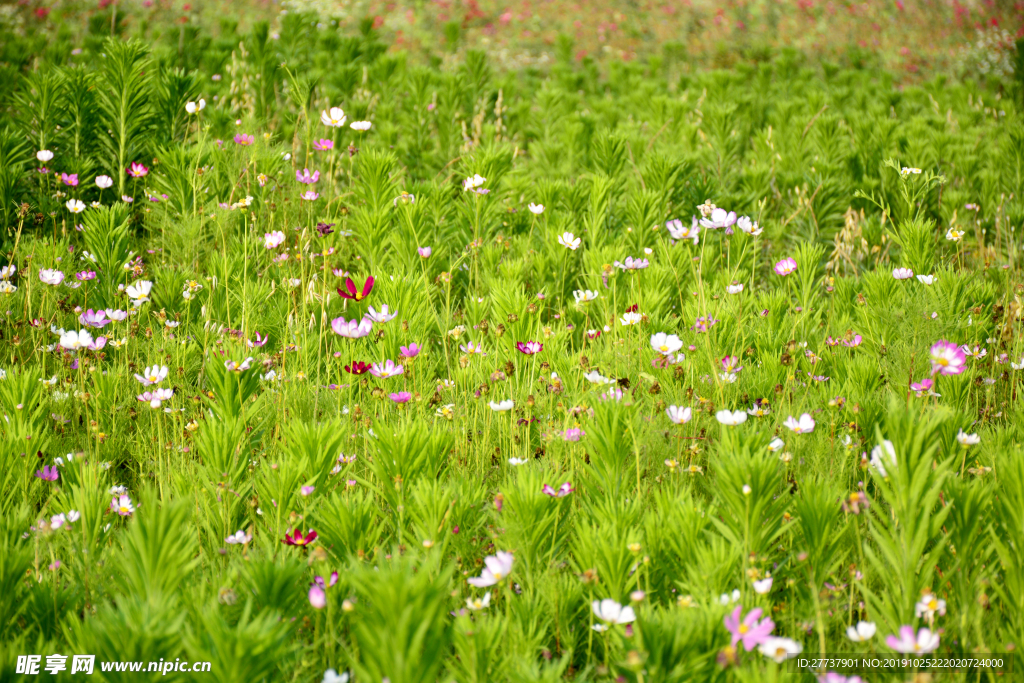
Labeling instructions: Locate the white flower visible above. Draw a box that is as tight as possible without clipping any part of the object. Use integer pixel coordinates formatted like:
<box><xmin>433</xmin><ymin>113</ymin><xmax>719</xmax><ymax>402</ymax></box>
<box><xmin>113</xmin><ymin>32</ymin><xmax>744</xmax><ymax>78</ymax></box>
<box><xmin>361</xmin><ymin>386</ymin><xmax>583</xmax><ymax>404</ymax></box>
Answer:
<box><xmin>915</xmin><ymin>593</ymin><xmax>947</xmax><ymax>619</ymax></box>
<box><xmin>726</xmin><ymin>282</ymin><xmax>744</xmax><ymax>294</ymax></box>
<box><xmin>465</xmin><ymin>592</ymin><xmax>491</xmax><ymax>610</ymax></box>
<box><xmin>66</xmin><ymin>510</ymin><xmax>80</xmax><ymax>523</ymax></box>
<box><xmin>508</xmin><ymin>457</ymin><xmax>528</xmax><ymax>466</ymax></box>
<box><xmin>736</xmin><ymin>215</ymin><xmax>762</xmax><ymax>236</ymax></box>
<box><xmin>321</xmin><ymin>107</ymin><xmax>347</xmax><ymax>127</ymax></box>
<box><xmin>573</xmin><ymin>289</ymin><xmax>599</xmax><ymax>304</ymax></box>
<box><xmin>350</xmin><ymin>121</ymin><xmax>372</xmax><ymax>131</ymax></box>
<box><xmin>66</xmin><ymin>199</ymin><xmax>85</xmax><ymax>214</ymax></box>
<box><xmin>583</xmin><ymin>371</ymin><xmax>614</xmax><ymax>385</ymax></box>
<box><xmin>956</xmin><ymin>429</ymin><xmax>980</xmax><ymax>446</ymax></box>
<box><xmin>185</xmin><ymin>99</ymin><xmax>206</xmax><ymax>113</ymax></box>
<box><xmin>916</xmin><ymin>274</ymin><xmax>935</xmax><ymax>285</ymax></box>
<box><xmin>322</xmin><ymin>670</ymin><xmax>349</xmax><ymax>683</ymax></box>
<box><xmin>666</xmin><ymin>405</ymin><xmax>691</xmax><ymax>424</ymax></box>
<box><xmin>134</xmin><ymin>365</ymin><xmax>169</xmax><ymax>386</ymax></box>
<box><xmin>467</xmin><ymin>551</ymin><xmax>513</xmax><ymax>587</ymax></box>
<box><xmin>95</xmin><ymin>175</ymin><xmax>113</xmax><ymax>189</ymax></box>
<box><xmin>946</xmin><ymin>227</ymin><xmax>964</xmax><ymax>242</ymax></box>
<box><xmin>870</xmin><ymin>440</ymin><xmax>897</xmax><ymax>477</ymax></box>
<box><xmin>619</xmin><ymin>312</ymin><xmax>642</xmax><ymax>326</ymax></box>
<box><xmin>767</xmin><ymin>437</ymin><xmax>785</xmax><ymax>452</ymax></box>
<box><xmin>126</xmin><ymin>280</ymin><xmax>153</xmax><ymax>307</ymax></box>
<box><xmin>758</xmin><ymin>637</ymin><xmax>803</xmax><ymax>663</ymax></box>
<box><xmin>463</xmin><ymin>174</ymin><xmax>487</xmax><ymax>191</ymax></box>
<box><xmin>528</xmin><ymin>203</ymin><xmax>544</xmax><ymax>214</ymax></box>
<box><xmin>225</xmin><ymin>530</ymin><xmax>252</xmax><ymax>544</ymax></box>
<box><xmin>0</xmin><ymin>264</ymin><xmax>15</xmax><ymax>279</ymax></box>
<box><xmin>591</xmin><ymin>598</ymin><xmax>636</xmax><ymax>626</ymax></box>
<box><xmin>39</xmin><ymin>268</ymin><xmax>65</xmax><ymax>285</ymax></box>
<box><xmin>37</xmin><ymin>150</ymin><xmax>54</xmax><ymax>163</ymax></box>
<box><xmin>264</xmin><ymin>230</ymin><xmax>286</xmax><ymax>249</ymax></box>
<box><xmin>489</xmin><ymin>399</ymin><xmax>514</xmax><ymax>411</ymax></box>
<box><xmin>650</xmin><ymin>333</ymin><xmax>683</xmax><ymax>356</ymax></box>
<box><xmin>59</xmin><ymin>329</ymin><xmax>93</xmax><ymax>351</ymax></box>
<box><xmin>0</xmin><ymin>281</ymin><xmax>16</xmax><ymax>294</ymax></box>
<box><xmin>716</xmin><ymin>410</ymin><xmax>747</xmax><ymax>426</ymax></box>
<box><xmin>753</xmin><ymin>577</ymin><xmax>773</xmax><ymax>594</ymax></box>
<box><xmin>365</xmin><ymin>305</ymin><xmax>398</xmax><ymax>323</ymax></box>
<box><xmin>719</xmin><ymin>589</ymin><xmax>741</xmax><ymax>605</ymax></box>
<box><xmin>783</xmin><ymin>413</ymin><xmax>816</xmax><ymax>434</ymax></box>
<box><xmin>892</xmin><ymin>267</ymin><xmax>914</xmax><ymax>280</ymax></box>
<box><xmin>557</xmin><ymin>232</ymin><xmax>581</xmax><ymax>250</ymax></box>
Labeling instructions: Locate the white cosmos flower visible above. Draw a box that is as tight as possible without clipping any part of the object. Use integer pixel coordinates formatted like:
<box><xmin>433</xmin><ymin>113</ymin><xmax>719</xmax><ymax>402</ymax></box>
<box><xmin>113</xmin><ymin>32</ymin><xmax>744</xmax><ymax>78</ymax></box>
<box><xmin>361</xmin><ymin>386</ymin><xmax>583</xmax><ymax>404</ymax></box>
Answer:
<box><xmin>916</xmin><ymin>274</ymin><xmax>935</xmax><ymax>285</ymax></box>
<box><xmin>463</xmin><ymin>174</ymin><xmax>487</xmax><ymax>191</ymax></box>
<box><xmin>95</xmin><ymin>175</ymin><xmax>113</xmax><ymax>189</ymax></box>
<box><xmin>185</xmin><ymin>99</ymin><xmax>206</xmax><ymax>113</ymax></box>
<box><xmin>666</xmin><ymin>405</ymin><xmax>691</xmax><ymax>424</ymax></box>
<box><xmin>528</xmin><ymin>203</ymin><xmax>544</xmax><ymax>214</ymax></box>
<box><xmin>591</xmin><ymin>598</ymin><xmax>636</xmax><ymax>626</ymax></box>
<box><xmin>716</xmin><ymin>410</ymin><xmax>747</xmax><ymax>426</ymax></box>
<box><xmin>956</xmin><ymin>430</ymin><xmax>980</xmax><ymax>446</ymax></box>
<box><xmin>783</xmin><ymin>413</ymin><xmax>815</xmax><ymax>434</ymax></box>
<box><xmin>37</xmin><ymin>150</ymin><xmax>54</xmax><ymax>163</ymax></box>
<box><xmin>39</xmin><ymin>268</ymin><xmax>65</xmax><ymax>285</ymax></box>
<box><xmin>489</xmin><ymin>399</ymin><xmax>514</xmax><ymax>411</ymax></box>
<box><xmin>134</xmin><ymin>365</ymin><xmax>169</xmax><ymax>386</ymax></box>
<box><xmin>350</xmin><ymin>121</ymin><xmax>372</xmax><ymax>131</ymax></box>
<box><xmin>758</xmin><ymin>637</ymin><xmax>803</xmax><ymax>663</ymax></box>
<box><xmin>870</xmin><ymin>440</ymin><xmax>897</xmax><ymax>477</ymax></box>
<box><xmin>650</xmin><ymin>332</ymin><xmax>683</xmax><ymax>356</ymax></box>
<box><xmin>321</xmin><ymin>106</ymin><xmax>346</xmax><ymax>127</ymax></box>
<box><xmin>736</xmin><ymin>215</ymin><xmax>762</xmax><ymax>236</ymax></box>
<box><xmin>59</xmin><ymin>329</ymin><xmax>93</xmax><ymax>351</ymax></box>
<box><xmin>847</xmin><ymin>620</ymin><xmax>877</xmax><ymax>642</ymax></box>
<box><xmin>125</xmin><ymin>280</ymin><xmax>153</xmax><ymax>307</ymax></box>
<box><xmin>66</xmin><ymin>199</ymin><xmax>85</xmax><ymax>214</ymax></box>
<box><xmin>767</xmin><ymin>437</ymin><xmax>785</xmax><ymax>452</ymax></box>
<box><xmin>508</xmin><ymin>457</ymin><xmax>528</xmax><ymax>466</ymax></box>
<box><xmin>727</xmin><ymin>282</ymin><xmax>744</xmax><ymax>294</ymax></box>
<box><xmin>893</xmin><ymin>267</ymin><xmax>914</xmax><ymax>280</ymax></box>
<box><xmin>573</xmin><ymin>289</ymin><xmax>599</xmax><ymax>304</ymax></box>
<box><xmin>466</xmin><ymin>592</ymin><xmax>491</xmax><ymax>610</ymax></box>
<box><xmin>467</xmin><ymin>551</ymin><xmax>513</xmax><ymax>587</ymax></box>
<box><xmin>583</xmin><ymin>371</ymin><xmax>614</xmax><ymax>385</ymax></box>
<box><xmin>753</xmin><ymin>577</ymin><xmax>773</xmax><ymax>594</ymax></box>
<box><xmin>619</xmin><ymin>312</ymin><xmax>642</xmax><ymax>326</ymax></box>
<box><xmin>558</xmin><ymin>232</ymin><xmax>581</xmax><ymax>250</ymax></box>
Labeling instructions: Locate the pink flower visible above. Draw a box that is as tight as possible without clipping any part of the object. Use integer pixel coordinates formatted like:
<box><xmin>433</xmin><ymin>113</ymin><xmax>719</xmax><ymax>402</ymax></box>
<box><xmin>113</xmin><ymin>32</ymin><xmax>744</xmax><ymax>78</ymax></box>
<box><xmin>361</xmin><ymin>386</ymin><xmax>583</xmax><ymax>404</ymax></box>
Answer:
<box><xmin>723</xmin><ymin>605</ymin><xmax>774</xmax><ymax>651</ymax></box>
<box><xmin>699</xmin><ymin>208</ymin><xmax>737</xmax><ymax>230</ymax></box>
<box><xmin>247</xmin><ymin>332</ymin><xmax>269</xmax><ymax>348</ymax></box>
<box><xmin>929</xmin><ymin>340</ymin><xmax>966</xmax><ymax>376</ymax></box>
<box><xmin>331</xmin><ymin>316</ymin><xmax>372</xmax><ymax>339</ymax></box>
<box><xmin>892</xmin><ymin>267</ymin><xmax>914</xmax><ymax>280</ymax></box>
<box><xmin>400</xmin><ymin>343</ymin><xmax>421</xmax><ymax>358</ymax></box>
<box><xmin>35</xmin><ymin>465</ymin><xmax>59</xmax><ymax>481</ymax></box>
<box><xmin>127</xmin><ymin>162</ymin><xmax>149</xmax><ymax>178</ymax></box>
<box><xmin>300</xmin><ymin>190</ymin><xmax>320</xmax><ymax>201</ymax></box>
<box><xmin>774</xmin><ymin>258</ymin><xmax>797</xmax><ymax>276</ymax></box>
<box><xmin>61</xmin><ymin>172</ymin><xmax>79</xmax><ymax>187</ymax></box>
<box><xmin>234</xmin><ymin>134</ymin><xmax>254</xmax><ymax>146</ymax></box>
<box><xmin>885</xmin><ymin>625</ymin><xmax>939</xmax><ymax>654</ymax></box>
<box><xmin>296</xmin><ymin>168</ymin><xmax>320</xmax><ymax>184</ymax></box>
<box><xmin>467</xmin><ymin>551</ymin><xmax>514</xmax><ymax>587</ymax></box>
<box><xmin>308</xmin><ymin>584</ymin><xmax>326</xmax><ymax>609</ymax></box>
<box><xmin>910</xmin><ymin>377</ymin><xmax>933</xmax><ymax>393</ymax></box>
<box><xmin>370</xmin><ymin>359</ymin><xmax>404</xmax><ymax>378</ymax></box>
<box><xmin>562</xmin><ymin>428</ymin><xmax>585</xmax><ymax>442</ymax></box>
<box><xmin>79</xmin><ymin>309</ymin><xmax>109</xmax><ymax>328</ymax></box>
<box><xmin>418</xmin><ymin>246</ymin><xmax>432</xmax><ymax>258</ymax></box>
<box><xmin>542</xmin><ymin>482</ymin><xmax>575</xmax><ymax>497</ymax></box>
<box><xmin>516</xmin><ymin>341</ymin><xmax>543</xmax><ymax>355</ymax></box>
<box><xmin>389</xmin><ymin>391</ymin><xmax>411</xmax><ymax>403</ymax></box>
<box><xmin>312</xmin><ymin>139</ymin><xmax>334</xmax><ymax>151</ymax></box>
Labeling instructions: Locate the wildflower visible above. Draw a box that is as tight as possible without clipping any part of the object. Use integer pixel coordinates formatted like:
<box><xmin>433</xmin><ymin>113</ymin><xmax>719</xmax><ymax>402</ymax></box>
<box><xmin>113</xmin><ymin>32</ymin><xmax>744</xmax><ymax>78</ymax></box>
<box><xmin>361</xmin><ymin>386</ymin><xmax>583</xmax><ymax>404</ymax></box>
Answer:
<box><xmin>783</xmin><ymin>413</ymin><xmax>815</xmax><ymax>434</ymax></box>
<box><xmin>111</xmin><ymin>494</ymin><xmax>134</xmax><ymax>516</ymax></box>
<box><xmin>37</xmin><ymin>150</ymin><xmax>54</xmax><ymax>162</ymax></box>
<box><xmin>337</xmin><ymin>276</ymin><xmax>374</xmax><ymax>301</ymax></box>
<box><xmin>614</xmin><ymin>256</ymin><xmax>649</xmax><ymax>270</ymax></box>
<box><xmin>759</xmin><ymin>637</ymin><xmax>803</xmax><ymax>663</ymax></box>
<box><xmin>516</xmin><ymin>341</ymin><xmax>543</xmax><ymax>355</ymax></box>
<box><xmin>370</xmin><ymin>360</ymin><xmax>404</xmax><ymax>378</ymax></box>
<box><xmin>105</xmin><ymin>309</ymin><xmax>128</xmax><ymax>322</ymax></box>
<box><xmin>692</xmin><ymin>316</ymin><xmax>719</xmax><ymax>333</ymax></box>
<box><xmin>956</xmin><ymin>430</ymin><xmax>980</xmax><ymax>446</ymax></box>
<box><xmin>66</xmin><ymin>199</ymin><xmax>85</xmax><ymax>214</ymax></box>
<box><xmin>563</xmin><ymin>428</ymin><xmax>585</xmax><ymax>442</ymax></box>
<box><xmin>601</xmin><ymin>388</ymin><xmax>624</xmax><ymax>401</ymax></box>
<box><xmin>915</xmin><ymin>593</ymin><xmax>946</xmax><ymax>620</ymax></box>
<box><xmin>774</xmin><ymin>258</ymin><xmax>797</xmax><ymax>276</ymax></box>
<box><xmin>365</xmin><ymin>305</ymin><xmax>398</xmax><ymax>323</ymax></box>
<box><xmin>899</xmin><ymin>167</ymin><xmax>922</xmax><ymax>177</ymax></box>
<box><xmin>185</xmin><ymin>99</ymin><xmax>206</xmax><ymax>113</ymax></box>
<box><xmin>138</xmin><ymin>388</ymin><xmax>173</xmax><ymax>408</ymax></box>
<box><xmin>749</xmin><ymin>402</ymin><xmax>772</xmax><ymax>417</ymax></box>
<box><xmin>650</xmin><ymin>333</ymin><xmax>683</xmax><ymax>356</ymax></box>
<box><xmin>721</xmin><ymin>356</ymin><xmax>743</xmax><ymax>374</ymax></box>
<box><xmin>331</xmin><ymin>317</ymin><xmax>373</xmax><ymax>339</ymax></box>
<box><xmin>528</xmin><ymin>203</ymin><xmax>544</xmax><ymax>214</ymax></box>
<box><xmin>767</xmin><ymin>438</ymin><xmax>785</xmax><ymax>452</ymax></box>
<box><xmin>463</xmin><ymin>174</ymin><xmax>487</xmax><ymax>191</ymax></box>
<box><xmin>59</xmin><ymin>329</ymin><xmax>93</xmax><ymax>351</ymax></box>
<box><xmin>557</xmin><ymin>232</ymin><xmax>581</xmax><ymax>250</ymax></box>
<box><xmin>234</xmin><ymin>134</ymin><xmax>254</xmax><ymax>146</ymax></box>
<box><xmin>489</xmin><ymin>399</ymin><xmax>514</xmax><ymax>411</ymax></box>
<box><xmin>885</xmin><ymin>626</ymin><xmax>939</xmax><ymax>654</ymax></box>
<box><xmin>95</xmin><ymin>175</ymin><xmax>113</xmax><ymax>189</ymax></box>
<box><xmin>282</xmin><ymin>528</ymin><xmax>318</xmax><ymax>546</ymax></box>
<box><xmin>542</xmin><ymin>482</ymin><xmax>575</xmax><ymax>497</ymax></box>
<box><xmin>870</xmin><ymin>440</ymin><xmax>896</xmax><ymax>477</ymax></box>
<box><xmin>466</xmin><ymin>592</ymin><xmax>491</xmax><ymax>610</ymax></box>
<box><xmin>946</xmin><ymin>227</ymin><xmax>964</xmax><ymax>242</ymax></box>
<box><xmin>467</xmin><ymin>550</ymin><xmax>513</xmax><ymax>587</ymax></box>
<box><xmin>620</xmin><ymin>312</ymin><xmax>642</xmax><ymax>326</ymax></box>
<box><xmin>321</xmin><ymin>107</ymin><xmax>346</xmax><ymax>127</ymax></box>
<box><xmin>36</xmin><ymin>465</ymin><xmax>59</xmax><ymax>481</ymax></box>
<box><xmin>39</xmin><ymin>269</ymin><xmax>65</xmax><ymax>285</ymax></box>
<box><xmin>929</xmin><ymin>340</ymin><xmax>966</xmax><ymax>376</ymax></box>
<box><xmin>716</xmin><ymin>410</ymin><xmax>748</xmax><ymax>426</ymax></box>
<box><xmin>753</xmin><ymin>577</ymin><xmax>773</xmax><ymax>594</ymax></box>
<box><xmin>583</xmin><ymin>371</ymin><xmax>614</xmax><ymax>385</ymax></box>
<box><xmin>400</xmin><ymin>343</ymin><xmax>420</xmax><ymax>358</ymax></box>
<box><xmin>225</xmin><ymin>530</ymin><xmax>252</xmax><ymax>544</ymax></box>
<box><xmin>665</xmin><ymin>217</ymin><xmax>700</xmax><ymax>243</ymax></box>
<box><xmin>127</xmin><ymin>162</ymin><xmax>149</xmax><ymax>177</ymax></box>
<box><xmin>961</xmin><ymin>344</ymin><xmax>987</xmax><ymax>359</ymax></box>
<box><xmin>737</xmin><ymin>216</ymin><xmax>762</xmax><ymax>236</ymax></box>
<box><xmin>700</xmin><ymin>208</ymin><xmax>737</xmax><ymax>230</ymax></box>
<box><xmin>61</xmin><ymin>172</ymin><xmax>79</xmax><ymax>187</ymax></box>
<box><xmin>574</xmin><ymin>289</ymin><xmax>599</xmax><ymax>304</ymax></box>
<box><xmin>322</xmin><ymin>670</ymin><xmax>349</xmax><ymax>683</ymax></box>
<box><xmin>134</xmin><ymin>365</ymin><xmax>168</xmax><ymax>386</ymax></box>
<box><xmin>727</xmin><ymin>282</ymin><xmax>744</xmax><ymax>294</ymax></box>
<box><xmin>309</xmin><ymin>584</ymin><xmax>327</xmax><ymax>609</ymax></box>
<box><xmin>301</xmin><ymin>190</ymin><xmax>319</xmax><ymax>201</ymax></box>
<box><xmin>126</xmin><ymin>280</ymin><xmax>153</xmax><ymax>307</ymax></box>
<box><xmin>917</xmin><ymin>274</ymin><xmax>935</xmax><ymax>285</ymax></box>
<box><xmin>724</xmin><ymin>605</ymin><xmax>774</xmax><ymax>651</ymax></box>
<box><xmin>223</xmin><ymin>357</ymin><xmax>254</xmax><ymax>371</ymax></box>
<box><xmin>892</xmin><ymin>267</ymin><xmax>914</xmax><ymax>280</ymax></box>
<box><xmin>847</xmin><ymin>621</ymin><xmax>876</xmax><ymax>642</ymax></box>
<box><xmin>591</xmin><ymin>599</ymin><xmax>636</xmax><ymax>631</ymax></box>
<box><xmin>461</xmin><ymin>341</ymin><xmax>486</xmax><ymax>356</ymax></box>
<box><xmin>296</xmin><ymin>168</ymin><xmax>320</xmax><ymax>184</ymax></box>
<box><xmin>350</xmin><ymin>121</ymin><xmax>372</xmax><ymax>131</ymax></box>
<box><xmin>666</xmin><ymin>405</ymin><xmax>692</xmax><ymax>424</ymax></box>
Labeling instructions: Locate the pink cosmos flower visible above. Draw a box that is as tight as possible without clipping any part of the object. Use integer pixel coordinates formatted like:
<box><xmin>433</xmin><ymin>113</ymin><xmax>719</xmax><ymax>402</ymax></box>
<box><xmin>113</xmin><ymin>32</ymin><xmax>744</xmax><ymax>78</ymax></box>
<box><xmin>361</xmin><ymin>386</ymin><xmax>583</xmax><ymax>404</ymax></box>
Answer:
<box><xmin>75</xmin><ymin>270</ymin><xmax>96</xmax><ymax>281</ymax></box>
<box><xmin>418</xmin><ymin>246</ymin><xmax>432</xmax><ymax>258</ymax></box>
<box><xmin>467</xmin><ymin>551</ymin><xmax>514</xmax><ymax>587</ymax></box>
<box><xmin>700</xmin><ymin>207</ymin><xmax>737</xmax><ymax>230</ymax></box>
<box><xmin>111</xmin><ymin>494</ymin><xmax>134</xmax><ymax>516</ymax></box>
<box><xmin>929</xmin><ymin>340</ymin><xmax>966</xmax><ymax>376</ymax></box>
<box><xmin>721</xmin><ymin>356</ymin><xmax>743</xmax><ymax>374</ymax></box>
<box><xmin>400</xmin><ymin>343</ymin><xmax>421</xmax><ymax>358</ymax></box>
<box><xmin>301</xmin><ymin>485</ymin><xmax>316</xmax><ymax>496</ymax></box>
<box><xmin>61</xmin><ymin>172</ymin><xmax>78</xmax><ymax>187</ymax></box>
<box><xmin>774</xmin><ymin>258</ymin><xmax>797</xmax><ymax>276</ymax></box>
<box><xmin>300</xmin><ymin>190</ymin><xmax>319</xmax><ymax>201</ymax></box>
<box><xmin>234</xmin><ymin>134</ymin><xmax>254</xmax><ymax>146</ymax></box>
<box><xmin>885</xmin><ymin>626</ymin><xmax>939</xmax><ymax>654</ymax></box>
<box><xmin>247</xmin><ymin>332</ymin><xmax>269</xmax><ymax>348</ymax></box>
<box><xmin>79</xmin><ymin>309</ymin><xmax>109</xmax><ymax>328</ymax></box>
<box><xmin>331</xmin><ymin>316</ymin><xmax>372</xmax><ymax>339</ymax></box>
<box><xmin>842</xmin><ymin>335</ymin><xmax>863</xmax><ymax>348</ymax></box>
<box><xmin>909</xmin><ymin>378</ymin><xmax>933</xmax><ymax>394</ymax></box>
<box><xmin>370</xmin><ymin>359</ymin><xmax>404</xmax><ymax>378</ymax></box>
<box><xmin>312</xmin><ymin>139</ymin><xmax>334</xmax><ymax>151</ymax></box>
<box><xmin>723</xmin><ymin>605</ymin><xmax>774</xmax><ymax>651</ymax></box>
<box><xmin>308</xmin><ymin>584</ymin><xmax>326</xmax><ymax>609</ymax></box>
<box><xmin>892</xmin><ymin>267</ymin><xmax>914</xmax><ymax>280</ymax></box>
<box><xmin>296</xmin><ymin>168</ymin><xmax>320</xmax><ymax>184</ymax></box>
<box><xmin>563</xmin><ymin>428</ymin><xmax>585</xmax><ymax>442</ymax></box>
<box><xmin>389</xmin><ymin>391</ymin><xmax>411</xmax><ymax>404</ymax></box>
<box><xmin>516</xmin><ymin>341</ymin><xmax>543</xmax><ymax>355</ymax></box>
<box><xmin>692</xmin><ymin>315</ymin><xmax>719</xmax><ymax>333</ymax></box>
<box><xmin>542</xmin><ymin>482</ymin><xmax>575</xmax><ymax>497</ymax></box>
<box><xmin>36</xmin><ymin>465</ymin><xmax>59</xmax><ymax>481</ymax></box>
<box><xmin>665</xmin><ymin>217</ymin><xmax>700</xmax><ymax>243</ymax></box>
<box><xmin>127</xmin><ymin>162</ymin><xmax>149</xmax><ymax>178</ymax></box>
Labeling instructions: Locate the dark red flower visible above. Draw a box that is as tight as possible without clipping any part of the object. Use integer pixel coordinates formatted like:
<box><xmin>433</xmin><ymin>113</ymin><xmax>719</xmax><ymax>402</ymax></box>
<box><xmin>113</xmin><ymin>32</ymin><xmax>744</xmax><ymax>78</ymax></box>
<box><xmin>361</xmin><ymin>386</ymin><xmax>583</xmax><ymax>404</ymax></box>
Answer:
<box><xmin>337</xmin><ymin>276</ymin><xmax>374</xmax><ymax>302</ymax></box>
<box><xmin>345</xmin><ymin>361</ymin><xmax>371</xmax><ymax>375</ymax></box>
<box><xmin>282</xmin><ymin>528</ymin><xmax>317</xmax><ymax>546</ymax></box>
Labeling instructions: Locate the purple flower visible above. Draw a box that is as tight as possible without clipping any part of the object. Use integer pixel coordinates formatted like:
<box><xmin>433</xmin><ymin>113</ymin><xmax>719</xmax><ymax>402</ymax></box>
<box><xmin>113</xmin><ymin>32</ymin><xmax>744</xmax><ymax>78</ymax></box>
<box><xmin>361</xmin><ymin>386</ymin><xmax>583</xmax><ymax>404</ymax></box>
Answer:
<box><xmin>614</xmin><ymin>256</ymin><xmax>650</xmax><ymax>271</ymax></box>
<box><xmin>247</xmin><ymin>332</ymin><xmax>269</xmax><ymax>348</ymax></box>
<box><xmin>296</xmin><ymin>168</ymin><xmax>320</xmax><ymax>184</ymax></box>
<box><xmin>234</xmin><ymin>134</ymin><xmax>254</xmax><ymax>146</ymax></box>
<box><xmin>542</xmin><ymin>482</ymin><xmax>575</xmax><ymax>497</ymax></box>
<box><xmin>400</xmin><ymin>343</ymin><xmax>421</xmax><ymax>358</ymax></box>
<box><xmin>331</xmin><ymin>317</ymin><xmax>372</xmax><ymax>339</ymax></box>
<box><xmin>35</xmin><ymin>466</ymin><xmax>59</xmax><ymax>482</ymax></box>
<box><xmin>78</xmin><ymin>309</ymin><xmax>109</xmax><ymax>328</ymax></box>
<box><xmin>301</xmin><ymin>485</ymin><xmax>316</xmax><ymax>496</ymax></box>
<box><xmin>75</xmin><ymin>270</ymin><xmax>96</xmax><ymax>281</ymax></box>
<box><xmin>723</xmin><ymin>605</ymin><xmax>774</xmax><ymax>651</ymax></box>
<box><xmin>309</xmin><ymin>585</ymin><xmax>326</xmax><ymax>609</ymax></box>
<box><xmin>691</xmin><ymin>315</ymin><xmax>719</xmax><ymax>333</ymax></box>
<box><xmin>390</xmin><ymin>391</ymin><xmax>411</xmax><ymax>404</ymax></box>
<box><xmin>929</xmin><ymin>340</ymin><xmax>966</xmax><ymax>376</ymax></box>
<box><xmin>563</xmin><ymin>428</ymin><xmax>585</xmax><ymax>442</ymax></box>
<box><xmin>774</xmin><ymin>258</ymin><xmax>797</xmax><ymax>276</ymax></box>
<box><xmin>300</xmin><ymin>190</ymin><xmax>320</xmax><ymax>201</ymax></box>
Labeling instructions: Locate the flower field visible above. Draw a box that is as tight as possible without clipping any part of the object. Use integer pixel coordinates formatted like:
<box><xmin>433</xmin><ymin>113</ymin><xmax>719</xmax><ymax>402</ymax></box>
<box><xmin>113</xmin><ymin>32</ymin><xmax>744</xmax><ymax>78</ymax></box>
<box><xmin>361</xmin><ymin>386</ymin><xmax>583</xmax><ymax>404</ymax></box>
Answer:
<box><xmin>1</xmin><ymin>5</ymin><xmax>1024</xmax><ymax>682</ymax></box>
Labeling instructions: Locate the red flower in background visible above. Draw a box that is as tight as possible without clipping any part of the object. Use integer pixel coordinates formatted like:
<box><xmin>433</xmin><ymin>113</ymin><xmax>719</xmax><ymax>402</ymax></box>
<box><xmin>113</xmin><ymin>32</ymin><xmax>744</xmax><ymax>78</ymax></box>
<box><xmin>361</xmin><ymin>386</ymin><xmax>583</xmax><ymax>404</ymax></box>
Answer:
<box><xmin>282</xmin><ymin>528</ymin><xmax>317</xmax><ymax>547</ymax></box>
<box><xmin>338</xmin><ymin>276</ymin><xmax>374</xmax><ymax>302</ymax></box>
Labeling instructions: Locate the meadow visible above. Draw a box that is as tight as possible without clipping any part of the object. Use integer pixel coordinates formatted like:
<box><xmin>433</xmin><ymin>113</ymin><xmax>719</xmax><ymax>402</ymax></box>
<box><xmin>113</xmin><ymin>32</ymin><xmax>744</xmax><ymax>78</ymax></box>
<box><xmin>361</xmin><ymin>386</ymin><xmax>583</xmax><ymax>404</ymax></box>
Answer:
<box><xmin>0</xmin><ymin>2</ymin><xmax>1024</xmax><ymax>681</ymax></box>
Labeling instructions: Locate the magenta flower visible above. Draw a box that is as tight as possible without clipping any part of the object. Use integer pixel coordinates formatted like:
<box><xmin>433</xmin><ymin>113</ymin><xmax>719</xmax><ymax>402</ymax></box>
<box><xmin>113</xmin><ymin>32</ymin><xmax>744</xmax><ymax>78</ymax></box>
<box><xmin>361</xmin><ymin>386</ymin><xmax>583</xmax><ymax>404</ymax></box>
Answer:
<box><xmin>418</xmin><ymin>246</ymin><xmax>432</xmax><ymax>258</ymax></box>
<box><xmin>234</xmin><ymin>134</ymin><xmax>254</xmax><ymax>146</ymax></box>
<box><xmin>400</xmin><ymin>343</ymin><xmax>421</xmax><ymax>358</ymax></box>
<box><xmin>314</xmin><ymin>571</ymin><xmax>339</xmax><ymax>590</ymax></box>
<box><xmin>390</xmin><ymin>391</ymin><xmax>412</xmax><ymax>404</ymax></box>
<box><xmin>300</xmin><ymin>485</ymin><xmax>315</xmax><ymax>496</ymax></box>
<box><xmin>516</xmin><ymin>341</ymin><xmax>543</xmax><ymax>355</ymax></box>
<box><xmin>75</xmin><ymin>270</ymin><xmax>96</xmax><ymax>281</ymax></box>
<box><xmin>774</xmin><ymin>258</ymin><xmax>797</xmax><ymax>276</ymax></box>
<box><xmin>723</xmin><ymin>605</ymin><xmax>774</xmax><ymax>651</ymax></box>
<box><xmin>312</xmin><ymin>139</ymin><xmax>334</xmax><ymax>151</ymax></box>
<box><xmin>127</xmin><ymin>162</ymin><xmax>149</xmax><ymax>178</ymax></box>
<box><xmin>542</xmin><ymin>482</ymin><xmax>575</xmax><ymax>497</ymax></box>
<box><xmin>691</xmin><ymin>315</ymin><xmax>719</xmax><ymax>333</ymax></box>
<box><xmin>78</xmin><ymin>309</ymin><xmax>109</xmax><ymax>329</ymax></box>
<box><xmin>370</xmin><ymin>359</ymin><xmax>404</xmax><ymax>378</ymax></box>
<box><xmin>309</xmin><ymin>584</ymin><xmax>326</xmax><ymax>609</ymax></box>
<box><xmin>296</xmin><ymin>168</ymin><xmax>320</xmax><ymax>184</ymax></box>
<box><xmin>247</xmin><ymin>332</ymin><xmax>269</xmax><ymax>348</ymax></box>
<box><xmin>35</xmin><ymin>466</ymin><xmax>59</xmax><ymax>482</ymax></box>
<box><xmin>885</xmin><ymin>625</ymin><xmax>939</xmax><ymax>654</ymax></box>
<box><xmin>61</xmin><ymin>172</ymin><xmax>79</xmax><ymax>187</ymax></box>
<box><xmin>910</xmin><ymin>378</ymin><xmax>933</xmax><ymax>393</ymax></box>
<box><xmin>563</xmin><ymin>428</ymin><xmax>585</xmax><ymax>442</ymax></box>
<box><xmin>842</xmin><ymin>335</ymin><xmax>863</xmax><ymax>348</ymax></box>
<box><xmin>929</xmin><ymin>340</ymin><xmax>966</xmax><ymax>376</ymax></box>
<box><xmin>721</xmin><ymin>356</ymin><xmax>743</xmax><ymax>373</ymax></box>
